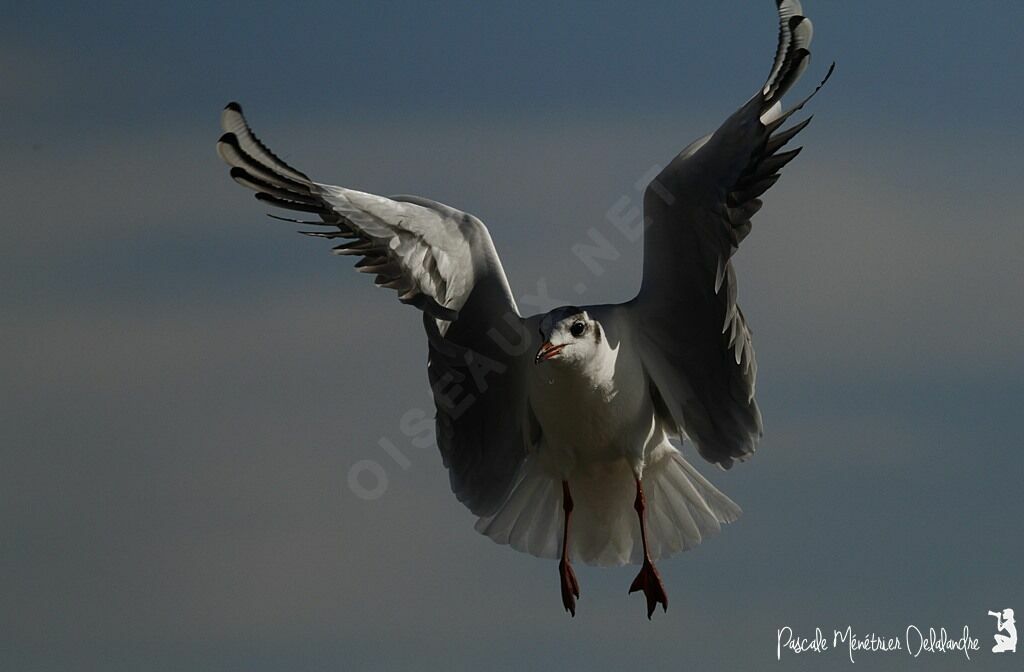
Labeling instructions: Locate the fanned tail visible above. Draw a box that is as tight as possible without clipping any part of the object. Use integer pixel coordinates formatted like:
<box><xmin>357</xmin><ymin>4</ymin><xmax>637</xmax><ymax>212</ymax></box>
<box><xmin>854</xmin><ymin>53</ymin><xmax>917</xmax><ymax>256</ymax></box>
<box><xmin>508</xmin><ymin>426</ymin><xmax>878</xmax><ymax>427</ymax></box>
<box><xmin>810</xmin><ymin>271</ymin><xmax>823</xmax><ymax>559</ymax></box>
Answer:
<box><xmin>475</xmin><ymin>450</ymin><xmax>740</xmax><ymax>567</ymax></box>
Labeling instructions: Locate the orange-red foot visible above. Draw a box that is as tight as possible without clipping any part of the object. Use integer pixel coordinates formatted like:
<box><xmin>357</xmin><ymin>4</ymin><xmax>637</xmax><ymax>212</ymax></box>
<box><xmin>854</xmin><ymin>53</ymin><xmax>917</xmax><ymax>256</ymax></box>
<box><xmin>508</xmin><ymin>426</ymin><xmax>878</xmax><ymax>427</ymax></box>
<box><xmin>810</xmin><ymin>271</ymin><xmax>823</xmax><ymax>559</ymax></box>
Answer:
<box><xmin>629</xmin><ymin>558</ymin><xmax>668</xmax><ymax>619</ymax></box>
<box><xmin>559</xmin><ymin>558</ymin><xmax>581</xmax><ymax>616</ymax></box>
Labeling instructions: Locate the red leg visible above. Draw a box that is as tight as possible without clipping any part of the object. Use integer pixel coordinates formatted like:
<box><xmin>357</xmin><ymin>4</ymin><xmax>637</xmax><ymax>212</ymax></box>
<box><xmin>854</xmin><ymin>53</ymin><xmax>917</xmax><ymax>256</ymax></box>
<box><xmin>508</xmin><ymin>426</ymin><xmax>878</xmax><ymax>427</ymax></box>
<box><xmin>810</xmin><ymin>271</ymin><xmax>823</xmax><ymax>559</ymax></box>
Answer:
<box><xmin>558</xmin><ymin>480</ymin><xmax>581</xmax><ymax>616</ymax></box>
<box><xmin>628</xmin><ymin>475</ymin><xmax>668</xmax><ymax>619</ymax></box>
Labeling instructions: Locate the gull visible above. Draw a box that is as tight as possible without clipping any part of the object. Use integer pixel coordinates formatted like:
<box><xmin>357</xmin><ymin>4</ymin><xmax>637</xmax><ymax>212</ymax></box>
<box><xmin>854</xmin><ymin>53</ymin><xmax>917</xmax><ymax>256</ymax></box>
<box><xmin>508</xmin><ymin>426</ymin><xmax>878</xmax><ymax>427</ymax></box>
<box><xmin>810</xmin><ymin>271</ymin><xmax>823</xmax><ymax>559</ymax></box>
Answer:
<box><xmin>217</xmin><ymin>0</ymin><xmax>831</xmax><ymax>619</ymax></box>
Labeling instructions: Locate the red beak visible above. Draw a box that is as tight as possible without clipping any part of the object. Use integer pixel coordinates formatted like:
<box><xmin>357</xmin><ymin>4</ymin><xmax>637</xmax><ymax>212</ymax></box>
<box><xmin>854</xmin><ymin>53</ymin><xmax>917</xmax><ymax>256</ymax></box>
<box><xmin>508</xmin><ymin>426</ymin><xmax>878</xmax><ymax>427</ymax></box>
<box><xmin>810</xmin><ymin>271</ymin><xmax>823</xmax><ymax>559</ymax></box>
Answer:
<box><xmin>535</xmin><ymin>342</ymin><xmax>565</xmax><ymax>364</ymax></box>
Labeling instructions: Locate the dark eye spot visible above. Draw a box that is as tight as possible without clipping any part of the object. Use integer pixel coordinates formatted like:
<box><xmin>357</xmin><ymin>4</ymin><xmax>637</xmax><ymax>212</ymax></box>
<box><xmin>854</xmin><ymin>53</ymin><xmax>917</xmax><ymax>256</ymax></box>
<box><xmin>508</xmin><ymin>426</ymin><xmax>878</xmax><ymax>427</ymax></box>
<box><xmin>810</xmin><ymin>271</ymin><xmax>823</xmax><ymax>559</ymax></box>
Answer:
<box><xmin>570</xmin><ymin>321</ymin><xmax>586</xmax><ymax>338</ymax></box>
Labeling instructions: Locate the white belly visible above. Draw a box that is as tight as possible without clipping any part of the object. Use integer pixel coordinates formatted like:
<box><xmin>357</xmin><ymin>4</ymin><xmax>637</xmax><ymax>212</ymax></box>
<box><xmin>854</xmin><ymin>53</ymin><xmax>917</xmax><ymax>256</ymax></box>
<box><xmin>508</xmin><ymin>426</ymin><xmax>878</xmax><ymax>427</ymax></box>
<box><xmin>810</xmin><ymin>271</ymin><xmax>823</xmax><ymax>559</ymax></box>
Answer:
<box><xmin>528</xmin><ymin>348</ymin><xmax>661</xmax><ymax>477</ymax></box>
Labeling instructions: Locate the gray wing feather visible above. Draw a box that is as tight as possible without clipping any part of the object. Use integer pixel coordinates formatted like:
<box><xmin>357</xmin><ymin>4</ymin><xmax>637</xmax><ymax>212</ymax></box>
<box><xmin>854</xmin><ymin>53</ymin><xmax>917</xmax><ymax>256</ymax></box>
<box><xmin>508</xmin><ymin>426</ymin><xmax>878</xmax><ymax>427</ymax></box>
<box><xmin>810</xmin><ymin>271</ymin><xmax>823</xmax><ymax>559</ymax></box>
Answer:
<box><xmin>217</xmin><ymin>105</ymin><xmax>538</xmax><ymax>513</ymax></box>
<box><xmin>424</xmin><ymin>307</ymin><xmax>541</xmax><ymax>516</ymax></box>
<box><xmin>630</xmin><ymin>0</ymin><xmax>832</xmax><ymax>468</ymax></box>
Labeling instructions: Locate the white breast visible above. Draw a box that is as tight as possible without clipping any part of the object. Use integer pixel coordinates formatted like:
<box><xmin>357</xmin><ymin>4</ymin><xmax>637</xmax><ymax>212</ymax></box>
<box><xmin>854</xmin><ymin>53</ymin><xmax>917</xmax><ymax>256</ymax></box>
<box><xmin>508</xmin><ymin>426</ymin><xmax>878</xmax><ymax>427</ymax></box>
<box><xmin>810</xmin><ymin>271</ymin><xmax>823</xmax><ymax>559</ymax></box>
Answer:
<box><xmin>527</xmin><ymin>320</ymin><xmax>660</xmax><ymax>477</ymax></box>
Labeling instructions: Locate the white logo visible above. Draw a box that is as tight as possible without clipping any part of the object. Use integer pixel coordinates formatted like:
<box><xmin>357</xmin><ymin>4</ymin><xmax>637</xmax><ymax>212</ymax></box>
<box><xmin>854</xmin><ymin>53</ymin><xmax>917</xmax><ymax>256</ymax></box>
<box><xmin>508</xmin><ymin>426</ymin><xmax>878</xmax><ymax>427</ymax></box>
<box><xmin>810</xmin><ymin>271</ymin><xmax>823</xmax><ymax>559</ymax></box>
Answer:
<box><xmin>988</xmin><ymin>608</ymin><xmax>1017</xmax><ymax>653</ymax></box>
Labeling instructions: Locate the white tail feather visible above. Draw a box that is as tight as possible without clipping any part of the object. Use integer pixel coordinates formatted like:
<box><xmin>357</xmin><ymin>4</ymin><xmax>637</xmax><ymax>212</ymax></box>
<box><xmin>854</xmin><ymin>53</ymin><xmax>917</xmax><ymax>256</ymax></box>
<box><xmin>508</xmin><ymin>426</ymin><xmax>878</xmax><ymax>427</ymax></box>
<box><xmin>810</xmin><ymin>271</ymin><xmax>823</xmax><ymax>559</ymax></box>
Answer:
<box><xmin>475</xmin><ymin>449</ymin><xmax>741</xmax><ymax>567</ymax></box>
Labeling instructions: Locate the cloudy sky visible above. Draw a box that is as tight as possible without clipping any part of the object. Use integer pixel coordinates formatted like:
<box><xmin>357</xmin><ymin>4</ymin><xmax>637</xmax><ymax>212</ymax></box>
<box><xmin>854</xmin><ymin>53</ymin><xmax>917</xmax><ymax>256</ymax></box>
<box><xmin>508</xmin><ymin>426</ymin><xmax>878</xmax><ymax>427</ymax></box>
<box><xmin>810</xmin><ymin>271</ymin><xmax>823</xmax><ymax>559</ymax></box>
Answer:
<box><xmin>3</xmin><ymin>1</ymin><xmax>1023</xmax><ymax>670</ymax></box>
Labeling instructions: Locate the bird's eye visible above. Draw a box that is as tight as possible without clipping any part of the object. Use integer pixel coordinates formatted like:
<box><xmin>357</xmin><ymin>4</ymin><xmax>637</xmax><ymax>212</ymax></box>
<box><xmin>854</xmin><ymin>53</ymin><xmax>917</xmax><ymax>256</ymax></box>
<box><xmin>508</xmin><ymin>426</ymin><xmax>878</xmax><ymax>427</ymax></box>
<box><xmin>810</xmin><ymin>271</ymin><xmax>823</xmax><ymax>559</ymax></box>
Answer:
<box><xmin>570</xmin><ymin>321</ymin><xmax>586</xmax><ymax>338</ymax></box>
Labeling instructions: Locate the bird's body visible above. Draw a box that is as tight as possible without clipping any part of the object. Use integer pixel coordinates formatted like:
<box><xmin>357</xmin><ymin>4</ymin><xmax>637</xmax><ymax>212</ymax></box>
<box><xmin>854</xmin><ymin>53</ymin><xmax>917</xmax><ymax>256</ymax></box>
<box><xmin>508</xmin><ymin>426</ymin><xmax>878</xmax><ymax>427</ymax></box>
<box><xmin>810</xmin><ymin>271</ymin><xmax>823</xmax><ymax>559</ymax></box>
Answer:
<box><xmin>529</xmin><ymin>307</ymin><xmax>653</xmax><ymax>472</ymax></box>
<box><xmin>476</xmin><ymin>305</ymin><xmax>740</xmax><ymax>578</ymax></box>
<box><xmin>217</xmin><ymin>0</ymin><xmax>832</xmax><ymax>618</ymax></box>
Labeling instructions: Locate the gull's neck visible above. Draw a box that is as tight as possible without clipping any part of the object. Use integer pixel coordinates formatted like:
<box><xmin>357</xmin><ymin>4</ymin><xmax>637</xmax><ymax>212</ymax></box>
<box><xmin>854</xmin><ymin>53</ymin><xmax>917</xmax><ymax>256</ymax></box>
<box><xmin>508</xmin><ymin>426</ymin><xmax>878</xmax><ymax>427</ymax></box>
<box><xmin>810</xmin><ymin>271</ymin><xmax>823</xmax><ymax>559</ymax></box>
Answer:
<box><xmin>541</xmin><ymin>339</ymin><xmax>620</xmax><ymax>399</ymax></box>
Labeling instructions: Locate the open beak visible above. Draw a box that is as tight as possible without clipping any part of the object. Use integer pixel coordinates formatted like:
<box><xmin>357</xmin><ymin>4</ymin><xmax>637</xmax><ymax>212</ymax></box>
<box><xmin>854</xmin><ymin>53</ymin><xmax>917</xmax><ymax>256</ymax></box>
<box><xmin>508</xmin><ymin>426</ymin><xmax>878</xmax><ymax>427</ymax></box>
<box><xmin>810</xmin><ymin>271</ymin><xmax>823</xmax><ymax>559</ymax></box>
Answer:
<box><xmin>535</xmin><ymin>342</ymin><xmax>565</xmax><ymax>364</ymax></box>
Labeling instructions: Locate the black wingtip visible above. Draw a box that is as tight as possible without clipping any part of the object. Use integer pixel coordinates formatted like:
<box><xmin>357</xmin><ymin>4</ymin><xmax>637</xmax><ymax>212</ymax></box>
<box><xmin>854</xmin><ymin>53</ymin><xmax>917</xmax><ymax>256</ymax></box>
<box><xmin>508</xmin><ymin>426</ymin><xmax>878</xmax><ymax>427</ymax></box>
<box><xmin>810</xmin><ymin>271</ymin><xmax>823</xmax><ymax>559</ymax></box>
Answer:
<box><xmin>224</xmin><ymin>101</ymin><xmax>242</xmax><ymax>113</ymax></box>
<box><xmin>254</xmin><ymin>191</ymin><xmax>328</xmax><ymax>214</ymax></box>
<box><xmin>218</xmin><ymin>132</ymin><xmax>238</xmax><ymax>146</ymax></box>
<box><xmin>268</xmin><ymin>213</ymin><xmax>327</xmax><ymax>225</ymax></box>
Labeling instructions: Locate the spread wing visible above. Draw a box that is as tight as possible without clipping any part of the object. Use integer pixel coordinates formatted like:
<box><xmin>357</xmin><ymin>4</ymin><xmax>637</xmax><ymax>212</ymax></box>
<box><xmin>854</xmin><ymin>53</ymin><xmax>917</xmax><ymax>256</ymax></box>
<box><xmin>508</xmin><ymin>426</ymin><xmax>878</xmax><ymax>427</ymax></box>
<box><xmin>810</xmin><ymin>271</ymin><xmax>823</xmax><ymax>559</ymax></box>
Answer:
<box><xmin>217</xmin><ymin>104</ymin><xmax>538</xmax><ymax>515</ymax></box>
<box><xmin>628</xmin><ymin>0</ymin><xmax>833</xmax><ymax>468</ymax></box>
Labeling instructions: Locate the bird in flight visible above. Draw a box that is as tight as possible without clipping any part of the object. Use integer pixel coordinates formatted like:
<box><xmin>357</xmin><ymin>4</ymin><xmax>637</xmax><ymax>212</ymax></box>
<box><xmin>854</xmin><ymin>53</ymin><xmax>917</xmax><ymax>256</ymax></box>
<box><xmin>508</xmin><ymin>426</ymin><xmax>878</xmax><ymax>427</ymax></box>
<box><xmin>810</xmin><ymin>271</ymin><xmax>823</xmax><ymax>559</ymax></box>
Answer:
<box><xmin>217</xmin><ymin>0</ymin><xmax>831</xmax><ymax>619</ymax></box>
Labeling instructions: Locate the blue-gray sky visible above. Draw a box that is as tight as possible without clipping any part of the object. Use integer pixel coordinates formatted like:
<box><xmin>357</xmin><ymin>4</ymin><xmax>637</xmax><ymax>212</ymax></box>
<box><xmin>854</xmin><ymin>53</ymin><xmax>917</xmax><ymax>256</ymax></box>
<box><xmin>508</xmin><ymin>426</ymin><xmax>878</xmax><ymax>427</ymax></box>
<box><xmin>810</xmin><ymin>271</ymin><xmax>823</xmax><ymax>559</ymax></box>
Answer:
<box><xmin>3</xmin><ymin>2</ymin><xmax>1023</xmax><ymax>670</ymax></box>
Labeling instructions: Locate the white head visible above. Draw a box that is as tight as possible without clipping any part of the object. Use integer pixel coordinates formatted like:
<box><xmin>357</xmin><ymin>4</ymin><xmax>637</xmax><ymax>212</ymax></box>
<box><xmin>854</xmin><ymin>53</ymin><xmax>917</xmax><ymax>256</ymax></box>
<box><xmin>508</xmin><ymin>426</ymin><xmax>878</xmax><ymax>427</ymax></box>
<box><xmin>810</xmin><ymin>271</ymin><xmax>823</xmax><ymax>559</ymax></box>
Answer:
<box><xmin>535</xmin><ymin>306</ymin><xmax>605</xmax><ymax>368</ymax></box>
